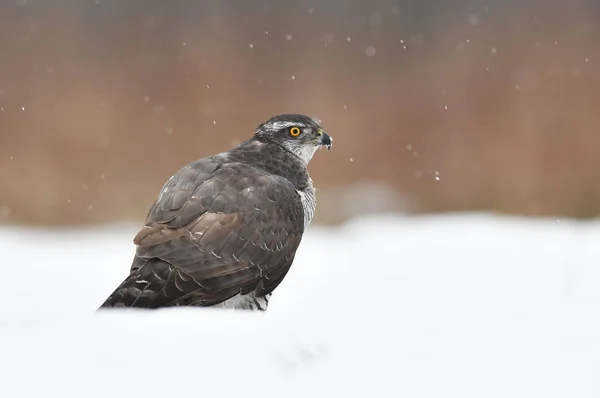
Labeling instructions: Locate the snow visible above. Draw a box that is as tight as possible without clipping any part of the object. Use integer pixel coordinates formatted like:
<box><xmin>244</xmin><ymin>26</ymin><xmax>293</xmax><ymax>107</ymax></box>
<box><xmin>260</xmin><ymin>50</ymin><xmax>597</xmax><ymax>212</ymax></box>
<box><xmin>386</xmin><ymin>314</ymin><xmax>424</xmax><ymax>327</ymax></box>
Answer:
<box><xmin>1</xmin><ymin>213</ymin><xmax>599</xmax><ymax>397</ymax></box>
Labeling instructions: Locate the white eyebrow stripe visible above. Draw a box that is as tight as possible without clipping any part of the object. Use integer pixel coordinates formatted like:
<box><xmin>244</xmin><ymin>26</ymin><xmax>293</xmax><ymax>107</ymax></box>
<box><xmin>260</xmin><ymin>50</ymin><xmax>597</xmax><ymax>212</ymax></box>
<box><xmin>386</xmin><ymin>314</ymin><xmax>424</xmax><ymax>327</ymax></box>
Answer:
<box><xmin>263</xmin><ymin>121</ymin><xmax>306</xmax><ymax>130</ymax></box>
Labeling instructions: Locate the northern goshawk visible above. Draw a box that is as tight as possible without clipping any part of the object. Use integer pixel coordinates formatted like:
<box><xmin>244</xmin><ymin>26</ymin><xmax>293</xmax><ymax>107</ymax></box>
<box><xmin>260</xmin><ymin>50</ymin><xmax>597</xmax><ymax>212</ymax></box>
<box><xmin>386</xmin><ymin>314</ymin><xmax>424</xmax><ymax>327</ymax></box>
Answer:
<box><xmin>99</xmin><ymin>114</ymin><xmax>332</xmax><ymax>311</ymax></box>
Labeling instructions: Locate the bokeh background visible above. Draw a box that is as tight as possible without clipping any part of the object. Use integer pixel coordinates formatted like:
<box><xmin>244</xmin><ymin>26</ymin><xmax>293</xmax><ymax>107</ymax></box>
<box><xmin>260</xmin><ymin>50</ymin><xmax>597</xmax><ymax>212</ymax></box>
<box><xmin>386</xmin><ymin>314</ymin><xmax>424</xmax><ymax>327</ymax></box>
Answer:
<box><xmin>1</xmin><ymin>0</ymin><xmax>599</xmax><ymax>226</ymax></box>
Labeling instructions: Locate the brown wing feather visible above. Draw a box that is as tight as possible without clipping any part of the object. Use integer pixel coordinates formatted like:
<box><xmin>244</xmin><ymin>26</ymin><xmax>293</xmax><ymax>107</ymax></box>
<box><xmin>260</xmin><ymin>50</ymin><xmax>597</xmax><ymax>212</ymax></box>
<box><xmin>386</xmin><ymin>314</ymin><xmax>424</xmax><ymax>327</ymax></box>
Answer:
<box><xmin>99</xmin><ymin>157</ymin><xmax>305</xmax><ymax>309</ymax></box>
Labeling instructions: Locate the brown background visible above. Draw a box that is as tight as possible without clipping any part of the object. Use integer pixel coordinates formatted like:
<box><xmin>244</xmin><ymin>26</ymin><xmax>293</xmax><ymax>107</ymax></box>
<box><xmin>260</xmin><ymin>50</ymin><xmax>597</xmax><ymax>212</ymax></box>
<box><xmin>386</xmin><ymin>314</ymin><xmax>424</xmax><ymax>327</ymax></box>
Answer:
<box><xmin>1</xmin><ymin>0</ymin><xmax>599</xmax><ymax>226</ymax></box>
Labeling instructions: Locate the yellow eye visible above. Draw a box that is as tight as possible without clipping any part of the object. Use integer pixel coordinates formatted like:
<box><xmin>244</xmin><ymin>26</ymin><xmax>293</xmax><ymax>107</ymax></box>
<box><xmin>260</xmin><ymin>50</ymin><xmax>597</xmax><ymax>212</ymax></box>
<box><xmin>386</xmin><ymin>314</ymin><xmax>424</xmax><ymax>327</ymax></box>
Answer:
<box><xmin>289</xmin><ymin>127</ymin><xmax>301</xmax><ymax>137</ymax></box>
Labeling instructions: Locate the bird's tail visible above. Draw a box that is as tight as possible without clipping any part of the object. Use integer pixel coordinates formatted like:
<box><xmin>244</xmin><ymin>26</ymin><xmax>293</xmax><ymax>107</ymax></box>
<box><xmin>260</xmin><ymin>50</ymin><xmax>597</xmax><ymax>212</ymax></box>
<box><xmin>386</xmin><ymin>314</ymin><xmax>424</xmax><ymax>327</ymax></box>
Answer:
<box><xmin>98</xmin><ymin>259</ymin><xmax>173</xmax><ymax>309</ymax></box>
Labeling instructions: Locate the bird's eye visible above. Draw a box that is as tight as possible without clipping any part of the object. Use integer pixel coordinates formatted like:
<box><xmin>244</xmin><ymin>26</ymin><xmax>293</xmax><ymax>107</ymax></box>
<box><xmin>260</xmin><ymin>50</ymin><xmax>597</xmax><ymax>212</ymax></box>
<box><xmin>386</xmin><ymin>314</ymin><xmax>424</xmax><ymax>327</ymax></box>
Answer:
<box><xmin>289</xmin><ymin>127</ymin><xmax>301</xmax><ymax>137</ymax></box>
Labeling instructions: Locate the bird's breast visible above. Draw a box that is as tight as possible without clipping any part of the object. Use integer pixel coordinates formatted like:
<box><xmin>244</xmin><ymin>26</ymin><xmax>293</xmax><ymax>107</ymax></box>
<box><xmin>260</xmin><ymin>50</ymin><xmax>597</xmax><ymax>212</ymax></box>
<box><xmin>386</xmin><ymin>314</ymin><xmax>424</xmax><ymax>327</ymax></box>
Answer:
<box><xmin>297</xmin><ymin>183</ymin><xmax>316</xmax><ymax>229</ymax></box>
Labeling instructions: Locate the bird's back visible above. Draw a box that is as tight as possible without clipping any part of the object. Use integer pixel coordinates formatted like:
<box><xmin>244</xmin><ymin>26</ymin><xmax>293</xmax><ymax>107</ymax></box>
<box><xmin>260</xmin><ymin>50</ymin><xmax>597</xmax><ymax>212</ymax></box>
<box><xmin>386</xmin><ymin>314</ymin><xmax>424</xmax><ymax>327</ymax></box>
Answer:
<box><xmin>100</xmin><ymin>145</ymin><xmax>306</xmax><ymax>310</ymax></box>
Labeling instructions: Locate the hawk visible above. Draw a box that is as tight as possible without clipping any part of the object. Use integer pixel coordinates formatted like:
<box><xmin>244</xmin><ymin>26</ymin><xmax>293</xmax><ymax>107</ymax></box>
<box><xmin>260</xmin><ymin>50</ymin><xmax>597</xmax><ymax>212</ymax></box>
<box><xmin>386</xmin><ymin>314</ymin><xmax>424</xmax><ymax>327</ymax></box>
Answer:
<box><xmin>99</xmin><ymin>114</ymin><xmax>332</xmax><ymax>311</ymax></box>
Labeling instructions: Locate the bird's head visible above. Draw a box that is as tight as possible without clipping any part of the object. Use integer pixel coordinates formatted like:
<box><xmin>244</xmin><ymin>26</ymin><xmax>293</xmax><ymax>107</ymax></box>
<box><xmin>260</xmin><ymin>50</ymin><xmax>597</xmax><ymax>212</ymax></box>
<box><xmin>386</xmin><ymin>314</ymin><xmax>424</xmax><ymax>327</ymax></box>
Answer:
<box><xmin>254</xmin><ymin>114</ymin><xmax>332</xmax><ymax>164</ymax></box>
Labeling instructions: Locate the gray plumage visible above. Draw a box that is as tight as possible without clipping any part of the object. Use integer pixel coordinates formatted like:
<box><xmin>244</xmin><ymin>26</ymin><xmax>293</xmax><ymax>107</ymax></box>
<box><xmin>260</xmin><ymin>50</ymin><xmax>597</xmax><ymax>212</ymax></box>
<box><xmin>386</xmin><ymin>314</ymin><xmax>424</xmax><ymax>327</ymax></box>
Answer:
<box><xmin>99</xmin><ymin>114</ymin><xmax>332</xmax><ymax>311</ymax></box>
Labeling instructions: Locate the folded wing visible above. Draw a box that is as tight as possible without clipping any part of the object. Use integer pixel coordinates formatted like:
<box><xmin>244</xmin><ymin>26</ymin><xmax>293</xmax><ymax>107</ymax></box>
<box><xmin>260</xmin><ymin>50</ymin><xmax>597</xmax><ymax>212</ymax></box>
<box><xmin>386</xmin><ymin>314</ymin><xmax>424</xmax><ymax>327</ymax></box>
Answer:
<box><xmin>100</xmin><ymin>157</ymin><xmax>305</xmax><ymax>308</ymax></box>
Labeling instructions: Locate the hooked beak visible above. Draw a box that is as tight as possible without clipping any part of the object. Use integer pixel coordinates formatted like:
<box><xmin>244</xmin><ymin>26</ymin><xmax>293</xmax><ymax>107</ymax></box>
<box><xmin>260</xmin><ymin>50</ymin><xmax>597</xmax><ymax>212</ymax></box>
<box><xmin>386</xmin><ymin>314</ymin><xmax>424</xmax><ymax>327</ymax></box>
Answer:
<box><xmin>318</xmin><ymin>129</ymin><xmax>333</xmax><ymax>151</ymax></box>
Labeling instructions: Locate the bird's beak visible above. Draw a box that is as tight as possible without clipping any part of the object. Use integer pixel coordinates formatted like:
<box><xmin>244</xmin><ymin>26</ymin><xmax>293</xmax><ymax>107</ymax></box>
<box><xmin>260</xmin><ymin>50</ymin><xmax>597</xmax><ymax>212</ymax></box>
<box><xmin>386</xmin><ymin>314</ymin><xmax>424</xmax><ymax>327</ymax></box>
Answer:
<box><xmin>318</xmin><ymin>129</ymin><xmax>332</xmax><ymax>151</ymax></box>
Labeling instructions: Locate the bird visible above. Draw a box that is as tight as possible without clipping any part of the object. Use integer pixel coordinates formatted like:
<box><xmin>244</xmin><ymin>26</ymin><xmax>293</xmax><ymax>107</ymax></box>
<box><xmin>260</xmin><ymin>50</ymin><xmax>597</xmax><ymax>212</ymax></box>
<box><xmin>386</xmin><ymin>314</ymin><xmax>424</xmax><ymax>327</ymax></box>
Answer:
<box><xmin>99</xmin><ymin>114</ymin><xmax>332</xmax><ymax>311</ymax></box>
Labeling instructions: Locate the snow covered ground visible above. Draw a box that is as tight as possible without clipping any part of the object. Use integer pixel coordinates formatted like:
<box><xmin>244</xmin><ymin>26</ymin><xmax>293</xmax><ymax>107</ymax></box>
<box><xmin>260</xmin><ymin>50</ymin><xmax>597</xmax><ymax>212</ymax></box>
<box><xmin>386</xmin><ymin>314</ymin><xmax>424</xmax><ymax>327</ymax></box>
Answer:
<box><xmin>0</xmin><ymin>213</ymin><xmax>599</xmax><ymax>397</ymax></box>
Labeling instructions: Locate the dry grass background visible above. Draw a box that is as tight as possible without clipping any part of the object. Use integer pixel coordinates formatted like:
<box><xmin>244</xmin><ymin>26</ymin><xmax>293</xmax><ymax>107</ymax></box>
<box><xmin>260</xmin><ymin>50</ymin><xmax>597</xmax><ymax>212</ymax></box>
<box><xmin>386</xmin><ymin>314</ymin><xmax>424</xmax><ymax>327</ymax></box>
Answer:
<box><xmin>0</xmin><ymin>0</ymin><xmax>599</xmax><ymax>226</ymax></box>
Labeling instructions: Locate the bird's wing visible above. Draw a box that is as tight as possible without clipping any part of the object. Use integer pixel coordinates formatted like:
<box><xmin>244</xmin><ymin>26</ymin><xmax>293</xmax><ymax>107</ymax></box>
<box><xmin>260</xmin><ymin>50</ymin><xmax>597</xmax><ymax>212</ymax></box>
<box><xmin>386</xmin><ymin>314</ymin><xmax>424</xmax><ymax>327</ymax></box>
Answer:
<box><xmin>100</xmin><ymin>157</ymin><xmax>305</xmax><ymax>308</ymax></box>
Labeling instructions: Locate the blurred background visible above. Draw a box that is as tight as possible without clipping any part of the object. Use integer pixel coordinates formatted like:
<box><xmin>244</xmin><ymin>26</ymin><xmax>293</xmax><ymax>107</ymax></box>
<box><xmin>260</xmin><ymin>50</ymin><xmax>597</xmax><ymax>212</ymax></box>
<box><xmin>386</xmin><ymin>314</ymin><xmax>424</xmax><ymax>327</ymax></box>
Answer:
<box><xmin>0</xmin><ymin>0</ymin><xmax>599</xmax><ymax>226</ymax></box>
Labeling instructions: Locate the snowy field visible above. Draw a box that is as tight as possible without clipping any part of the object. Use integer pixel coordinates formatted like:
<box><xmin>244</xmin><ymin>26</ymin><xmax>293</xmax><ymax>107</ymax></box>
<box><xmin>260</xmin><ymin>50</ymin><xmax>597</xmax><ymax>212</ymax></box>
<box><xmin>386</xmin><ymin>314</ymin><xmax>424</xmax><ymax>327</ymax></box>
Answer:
<box><xmin>0</xmin><ymin>213</ymin><xmax>599</xmax><ymax>397</ymax></box>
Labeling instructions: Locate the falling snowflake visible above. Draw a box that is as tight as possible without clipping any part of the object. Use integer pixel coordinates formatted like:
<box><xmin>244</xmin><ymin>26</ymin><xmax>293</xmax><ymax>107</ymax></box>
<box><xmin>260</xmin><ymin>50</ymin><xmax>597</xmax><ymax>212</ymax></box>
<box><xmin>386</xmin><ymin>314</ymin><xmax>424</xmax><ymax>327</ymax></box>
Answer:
<box><xmin>469</xmin><ymin>14</ymin><xmax>480</xmax><ymax>26</ymax></box>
